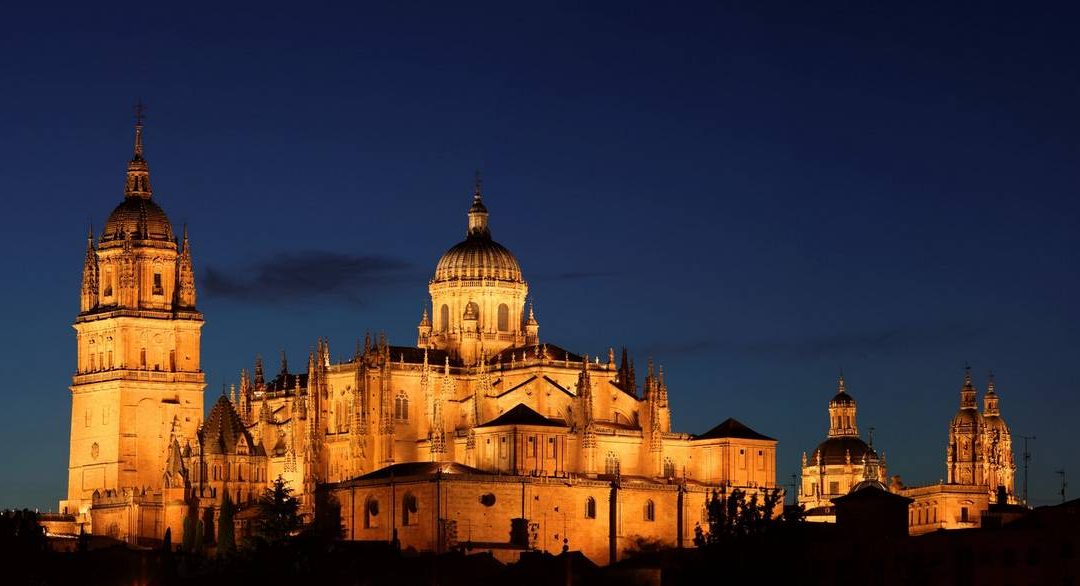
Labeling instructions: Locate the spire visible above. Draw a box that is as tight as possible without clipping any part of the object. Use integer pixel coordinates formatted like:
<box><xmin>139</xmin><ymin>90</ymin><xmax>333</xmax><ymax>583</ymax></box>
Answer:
<box><xmin>984</xmin><ymin>371</ymin><xmax>1001</xmax><ymax>416</ymax></box>
<box><xmin>960</xmin><ymin>364</ymin><xmax>977</xmax><ymax>409</ymax></box>
<box><xmin>837</xmin><ymin>373</ymin><xmax>846</xmax><ymax>394</ymax></box>
<box><xmin>280</xmin><ymin>349</ymin><xmax>289</xmax><ymax>376</ymax></box>
<box><xmin>80</xmin><ymin>226</ymin><xmax>99</xmax><ymax>312</ymax></box>
<box><xmin>175</xmin><ymin>225</ymin><xmax>196</xmax><ymax>308</ymax></box>
<box><xmin>467</xmin><ymin>171</ymin><xmax>490</xmax><ymax>238</ymax></box>
<box><xmin>254</xmin><ymin>355</ymin><xmax>265</xmax><ymax>389</ymax></box>
<box><xmin>124</xmin><ymin>102</ymin><xmax>152</xmax><ymax>199</ymax></box>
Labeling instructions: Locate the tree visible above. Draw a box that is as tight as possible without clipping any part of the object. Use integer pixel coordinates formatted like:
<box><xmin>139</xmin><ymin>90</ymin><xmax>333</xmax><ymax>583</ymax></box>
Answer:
<box><xmin>162</xmin><ymin>527</ymin><xmax>172</xmax><ymax>553</ymax></box>
<box><xmin>217</xmin><ymin>493</ymin><xmax>236</xmax><ymax>557</ymax></box>
<box><xmin>252</xmin><ymin>476</ymin><xmax>301</xmax><ymax>548</ymax></box>
<box><xmin>0</xmin><ymin>509</ymin><xmax>46</xmax><ymax>554</ymax></box>
<box><xmin>202</xmin><ymin>507</ymin><xmax>216</xmax><ymax>546</ymax></box>
<box><xmin>310</xmin><ymin>486</ymin><xmax>344</xmax><ymax>542</ymax></box>
<box><xmin>695</xmin><ymin>486</ymin><xmax>785</xmax><ymax>546</ymax></box>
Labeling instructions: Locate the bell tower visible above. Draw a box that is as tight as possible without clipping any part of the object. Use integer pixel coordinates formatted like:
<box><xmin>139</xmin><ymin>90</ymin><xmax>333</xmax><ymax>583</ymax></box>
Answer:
<box><xmin>61</xmin><ymin>109</ymin><xmax>205</xmax><ymax>524</ymax></box>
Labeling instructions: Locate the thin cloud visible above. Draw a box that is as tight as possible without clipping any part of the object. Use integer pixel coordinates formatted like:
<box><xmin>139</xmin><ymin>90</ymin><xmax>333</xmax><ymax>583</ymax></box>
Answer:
<box><xmin>642</xmin><ymin>321</ymin><xmax>985</xmax><ymax>360</ymax></box>
<box><xmin>203</xmin><ymin>251</ymin><xmax>413</xmax><ymax>304</ymax></box>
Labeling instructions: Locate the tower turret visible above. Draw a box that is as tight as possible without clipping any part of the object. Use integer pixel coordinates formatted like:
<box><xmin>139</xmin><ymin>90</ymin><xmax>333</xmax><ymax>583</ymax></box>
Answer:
<box><xmin>827</xmin><ymin>375</ymin><xmax>858</xmax><ymax>437</ymax></box>
<box><xmin>80</xmin><ymin>228</ymin><xmax>99</xmax><ymax>312</ymax></box>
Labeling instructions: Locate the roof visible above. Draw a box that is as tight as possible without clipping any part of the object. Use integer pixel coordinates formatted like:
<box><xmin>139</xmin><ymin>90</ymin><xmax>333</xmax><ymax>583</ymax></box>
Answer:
<box><xmin>693</xmin><ymin>418</ymin><xmax>775</xmax><ymax>441</ymax></box>
<box><xmin>434</xmin><ymin>232</ymin><xmax>523</xmax><ymax>283</ymax></box>
<box><xmin>347</xmin><ymin>461</ymin><xmax>488</xmax><ymax>481</ymax></box>
<box><xmin>832</xmin><ymin>484</ymin><xmax>913</xmax><ymax>505</ymax></box>
<box><xmin>488</xmin><ymin>342</ymin><xmax>584</xmax><ymax>365</ymax></box>
<box><xmin>477</xmin><ymin>403</ymin><xmax>566</xmax><ymax>428</ymax></box>
<box><xmin>812</xmin><ymin>435</ymin><xmax>876</xmax><ymax>466</ymax></box>
<box><xmin>201</xmin><ymin>395</ymin><xmax>264</xmax><ymax>456</ymax></box>
<box><xmin>830</xmin><ymin>391</ymin><xmax>855</xmax><ymax>405</ymax></box>
<box><xmin>100</xmin><ymin>197</ymin><xmax>174</xmax><ymax>244</ymax></box>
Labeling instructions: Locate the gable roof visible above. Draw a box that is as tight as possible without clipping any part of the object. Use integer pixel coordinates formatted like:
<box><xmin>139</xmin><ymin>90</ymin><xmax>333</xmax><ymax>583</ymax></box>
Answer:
<box><xmin>693</xmin><ymin>417</ymin><xmax>775</xmax><ymax>441</ymax></box>
<box><xmin>478</xmin><ymin>403</ymin><xmax>566</xmax><ymax>428</ymax></box>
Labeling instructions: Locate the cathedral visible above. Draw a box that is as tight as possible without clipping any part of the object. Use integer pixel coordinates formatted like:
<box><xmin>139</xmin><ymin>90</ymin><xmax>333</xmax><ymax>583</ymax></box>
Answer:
<box><xmin>61</xmin><ymin>117</ymin><xmax>780</xmax><ymax>563</ymax></box>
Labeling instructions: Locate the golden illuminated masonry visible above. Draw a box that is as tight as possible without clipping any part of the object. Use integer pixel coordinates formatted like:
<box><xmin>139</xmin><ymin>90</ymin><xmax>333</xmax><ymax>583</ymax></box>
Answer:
<box><xmin>62</xmin><ymin>118</ymin><xmax>778</xmax><ymax>563</ymax></box>
<box><xmin>64</xmin><ymin>114</ymin><xmax>1015</xmax><ymax>561</ymax></box>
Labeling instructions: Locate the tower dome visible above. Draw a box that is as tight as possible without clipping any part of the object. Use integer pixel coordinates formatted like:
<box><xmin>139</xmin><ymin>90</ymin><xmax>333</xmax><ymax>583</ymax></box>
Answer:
<box><xmin>432</xmin><ymin>184</ymin><xmax>523</xmax><ymax>284</ymax></box>
<box><xmin>99</xmin><ymin>111</ymin><xmax>174</xmax><ymax>245</ymax></box>
<box><xmin>101</xmin><ymin>198</ymin><xmax>174</xmax><ymax>243</ymax></box>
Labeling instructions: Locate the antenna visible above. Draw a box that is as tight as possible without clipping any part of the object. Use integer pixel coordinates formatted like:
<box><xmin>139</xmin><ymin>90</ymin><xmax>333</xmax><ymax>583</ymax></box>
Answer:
<box><xmin>1056</xmin><ymin>469</ymin><xmax>1068</xmax><ymax>504</ymax></box>
<box><xmin>1019</xmin><ymin>435</ymin><xmax>1036</xmax><ymax>506</ymax></box>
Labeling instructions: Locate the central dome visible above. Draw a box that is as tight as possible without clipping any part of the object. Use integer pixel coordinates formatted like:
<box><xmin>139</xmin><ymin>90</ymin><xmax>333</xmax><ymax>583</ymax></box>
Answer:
<box><xmin>432</xmin><ymin>183</ymin><xmax>524</xmax><ymax>284</ymax></box>
<box><xmin>433</xmin><ymin>235</ymin><xmax>523</xmax><ymax>283</ymax></box>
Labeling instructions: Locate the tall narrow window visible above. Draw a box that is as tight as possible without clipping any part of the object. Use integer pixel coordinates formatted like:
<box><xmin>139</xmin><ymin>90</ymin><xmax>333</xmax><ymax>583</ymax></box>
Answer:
<box><xmin>103</xmin><ymin>269</ymin><xmax>113</xmax><ymax>297</ymax></box>
<box><xmin>440</xmin><ymin>304</ymin><xmax>450</xmax><ymax>332</ymax></box>
<box><xmin>497</xmin><ymin>304</ymin><xmax>509</xmax><ymax>331</ymax></box>
<box><xmin>605</xmin><ymin>452</ymin><xmax>620</xmax><ymax>476</ymax></box>
<box><xmin>107</xmin><ymin>350</ymin><xmax>113</xmax><ymax>369</ymax></box>
<box><xmin>364</xmin><ymin>496</ymin><xmax>379</xmax><ymax>529</ymax></box>
<box><xmin>169</xmin><ymin>350</ymin><xmax>176</xmax><ymax>372</ymax></box>
<box><xmin>644</xmin><ymin>500</ymin><xmax>655</xmax><ymax>522</ymax></box>
<box><xmin>152</xmin><ymin>272</ymin><xmax>163</xmax><ymax>295</ymax></box>
<box><xmin>395</xmin><ymin>392</ymin><xmax>409</xmax><ymax>421</ymax></box>
<box><xmin>663</xmin><ymin>457</ymin><xmax>676</xmax><ymax>479</ymax></box>
<box><xmin>140</xmin><ymin>348</ymin><xmax>146</xmax><ymax>368</ymax></box>
<box><xmin>402</xmin><ymin>493</ymin><xmax>417</xmax><ymax>526</ymax></box>
<box><xmin>585</xmin><ymin>497</ymin><xmax>596</xmax><ymax>519</ymax></box>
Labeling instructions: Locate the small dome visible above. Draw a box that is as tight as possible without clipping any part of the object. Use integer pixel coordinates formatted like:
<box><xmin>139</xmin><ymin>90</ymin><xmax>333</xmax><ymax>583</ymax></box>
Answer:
<box><xmin>950</xmin><ymin>407</ymin><xmax>981</xmax><ymax>429</ymax></box>
<box><xmin>849</xmin><ymin>478</ymin><xmax>889</xmax><ymax>493</ymax></box>
<box><xmin>982</xmin><ymin>413</ymin><xmax>1009</xmax><ymax>433</ymax></box>
<box><xmin>812</xmin><ymin>436</ymin><xmax>876</xmax><ymax>466</ymax></box>
<box><xmin>101</xmin><ymin>197</ymin><xmax>174</xmax><ymax>244</ymax></box>
<box><xmin>434</xmin><ymin>235</ymin><xmax>523</xmax><ymax>283</ymax></box>
<box><xmin>830</xmin><ymin>391</ymin><xmax>855</xmax><ymax>405</ymax></box>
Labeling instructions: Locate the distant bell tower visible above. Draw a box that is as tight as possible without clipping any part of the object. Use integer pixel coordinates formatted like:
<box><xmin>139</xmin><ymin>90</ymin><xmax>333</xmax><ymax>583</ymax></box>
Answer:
<box><xmin>61</xmin><ymin>107</ymin><xmax>205</xmax><ymax>524</ymax></box>
<box><xmin>946</xmin><ymin>367</ymin><xmax>984</xmax><ymax>486</ymax></box>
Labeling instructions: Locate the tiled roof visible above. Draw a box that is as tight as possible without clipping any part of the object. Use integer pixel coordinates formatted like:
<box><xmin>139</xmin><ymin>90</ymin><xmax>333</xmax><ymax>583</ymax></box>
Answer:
<box><xmin>693</xmin><ymin>418</ymin><xmax>774</xmax><ymax>441</ymax></box>
<box><xmin>478</xmin><ymin>403</ymin><xmax>566</xmax><ymax>428</ymax></box>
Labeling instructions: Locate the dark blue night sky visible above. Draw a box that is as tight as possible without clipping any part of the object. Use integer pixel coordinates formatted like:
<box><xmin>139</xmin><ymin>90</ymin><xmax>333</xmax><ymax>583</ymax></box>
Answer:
<box><xmin>1</xmin><ymin>2</ymin><xmax>1077</xmax><ymax>510</ymax></box>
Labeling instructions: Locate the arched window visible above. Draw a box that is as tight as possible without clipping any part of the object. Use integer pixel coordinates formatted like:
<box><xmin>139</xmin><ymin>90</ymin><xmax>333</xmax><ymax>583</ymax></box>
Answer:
<box><xmin>402</xmin><ymin>492</ymin><xmax>418</xmax><ymax>526</ymax></box>
<box><xmin>497</xmin><ymin>304</ymin><xmax>509</xmax><ymax>331</ymax></box>
<box><xmin>663</xmin><ymin>457</ymin><xmax>676</xmax><ymax>479</ymax></box>
<box><xmin>644</xmin><ymin>499</ymin><xmax>655</xmax><ymax>522</ymax></box>
<box><xmin>585</xmin><ymin>496</ymin><xmax>596</xmax><ymax>519</ymax></box>
<box><xmin>440</xmin><ymin>304</ymin><xmax>450</xmax><ymax>332</ymax></box>
<box><xmin>395</xmin><ymin>392</ymin><xmax>409</xmax><ymax>421</ymax></box>
<box><xmin>364</xmin><ymin>496</ymin><xmax>379</xmax><ymax>529</ymax></box>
